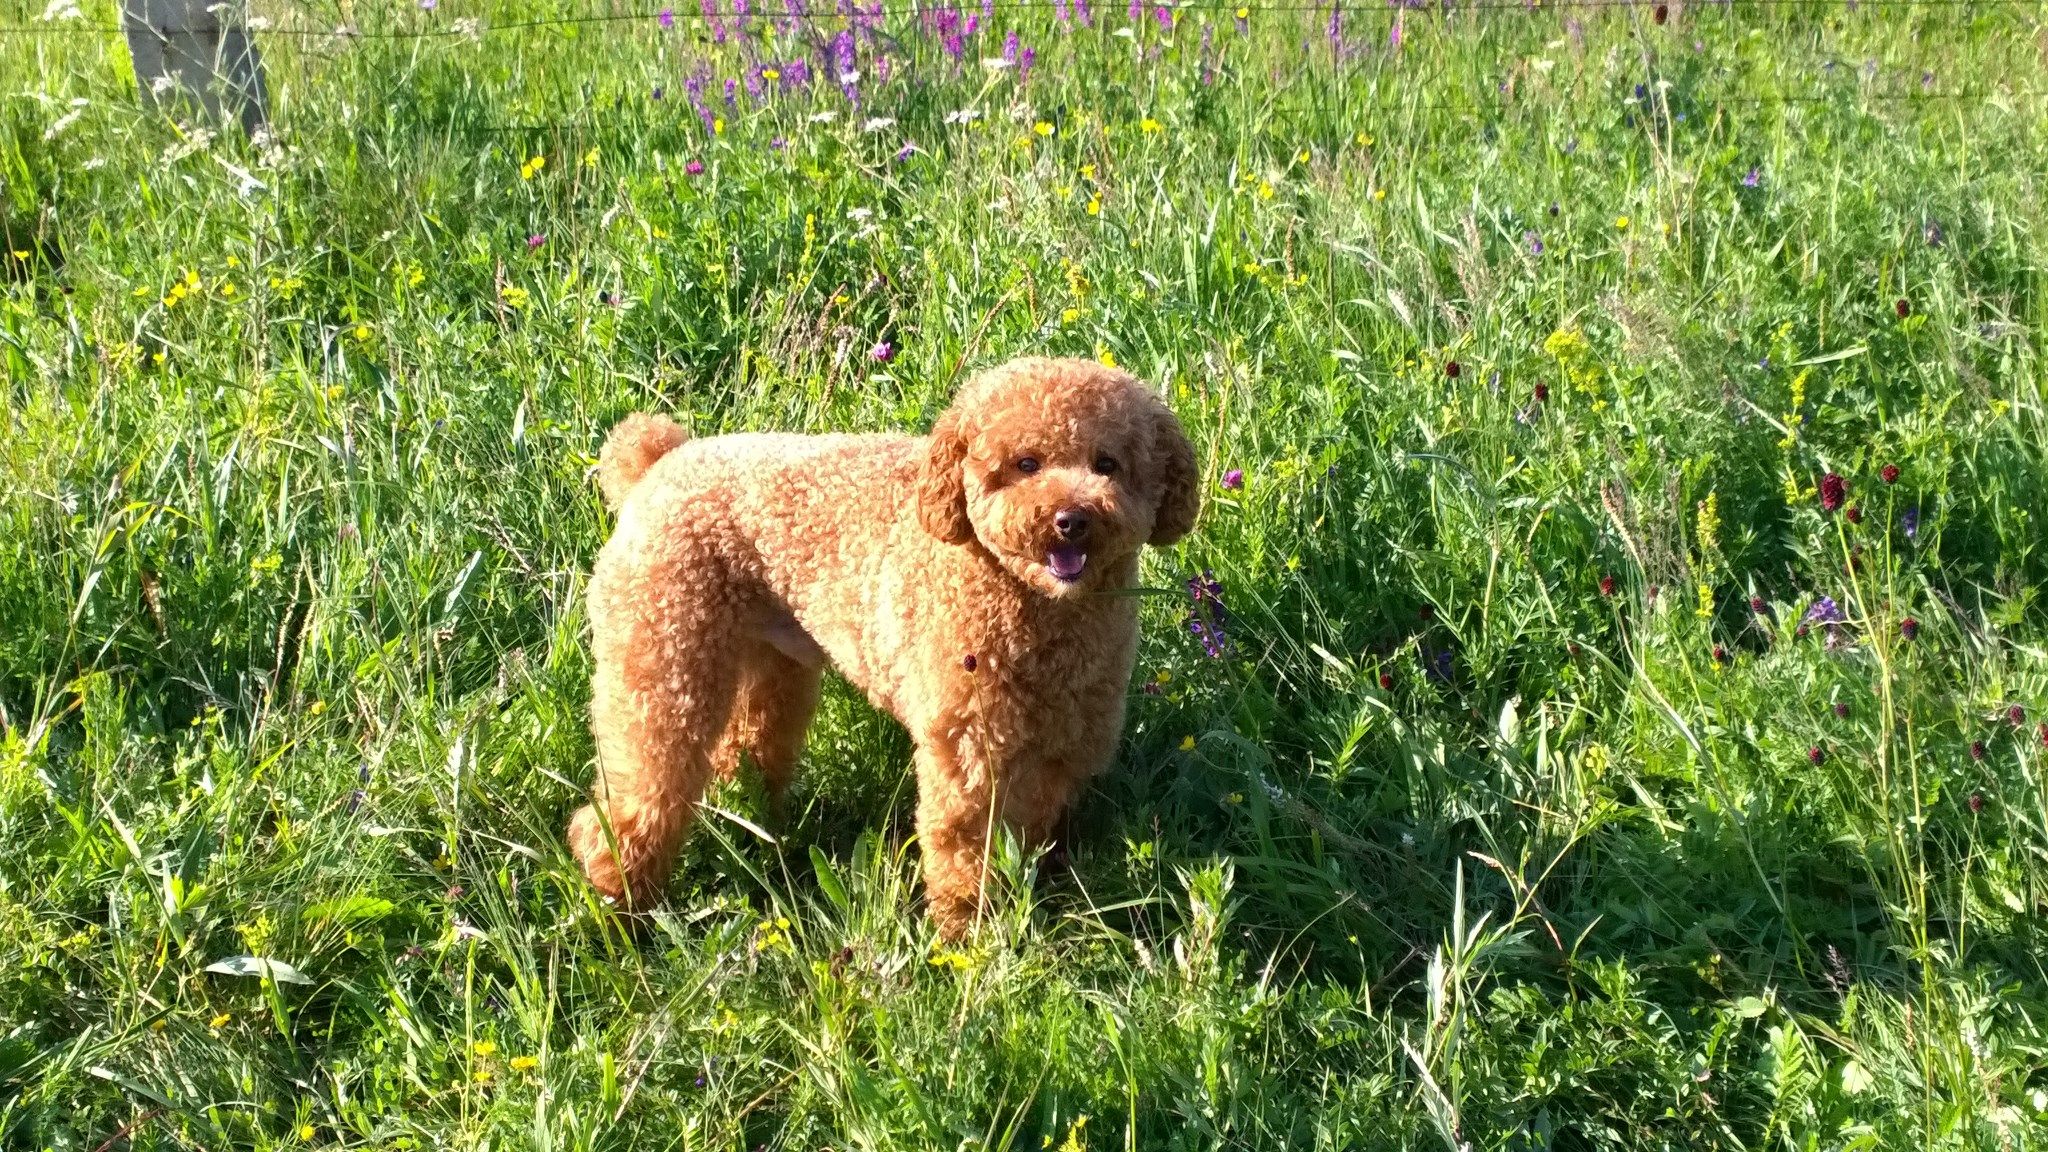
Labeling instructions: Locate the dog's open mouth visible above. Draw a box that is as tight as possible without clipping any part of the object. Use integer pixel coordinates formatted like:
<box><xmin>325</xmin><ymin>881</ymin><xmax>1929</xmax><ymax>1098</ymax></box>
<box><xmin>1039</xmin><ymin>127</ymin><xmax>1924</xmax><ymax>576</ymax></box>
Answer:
<box><xmin>1046</xmin><ymin>545</ymin><xmax>1088</xmax><ymax>583</ymax></box>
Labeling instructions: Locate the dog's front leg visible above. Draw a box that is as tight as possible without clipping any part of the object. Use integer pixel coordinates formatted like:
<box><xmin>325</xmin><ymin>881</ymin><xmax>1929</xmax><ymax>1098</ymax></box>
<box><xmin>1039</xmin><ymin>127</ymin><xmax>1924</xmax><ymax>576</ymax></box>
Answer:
<box><xmin>911</xmin><ymin>737</ymin><xmax>1006</xmax><ymax>940</ymax></box>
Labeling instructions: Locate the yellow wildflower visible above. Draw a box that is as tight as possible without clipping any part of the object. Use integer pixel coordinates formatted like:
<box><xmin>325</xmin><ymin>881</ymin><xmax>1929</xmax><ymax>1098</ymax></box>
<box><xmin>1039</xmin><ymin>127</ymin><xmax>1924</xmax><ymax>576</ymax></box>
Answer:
<box><xmin>1033</xmin><ymin>121</ymin><xmax>1054</xmax><ymax>137</ymax></box>
<box><xmin>1613</xmin><ymin>215</ymin><xmax>1630</xmax><ymax>230</ymax></box>
<box><xmin>509</xmin><ymin>1056</ymin><xmax>539</xmax><ymax>1072</ymax></box>
<box><xmin>473</xmin><ymin>1040</ymin><xmax>497</xmax><ymax>1057</ymax></box>
<box><xmin>1139</xmin><ymin>117</ymin><xmax>1162</xmax><ymax>134</ymax></box>
<box><xmin>1179</xmin><ymin>735</ymin><xmax>1196</xmax><ymax>752</ymax></box>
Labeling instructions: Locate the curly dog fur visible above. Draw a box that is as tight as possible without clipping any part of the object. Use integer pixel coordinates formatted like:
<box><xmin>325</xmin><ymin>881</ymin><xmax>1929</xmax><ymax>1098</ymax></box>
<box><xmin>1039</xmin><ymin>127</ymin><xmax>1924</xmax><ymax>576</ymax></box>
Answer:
<box><xmin>569</xmin><ymin>357</ymin><xmax>1199</xmax><ymax>936</ymax></box>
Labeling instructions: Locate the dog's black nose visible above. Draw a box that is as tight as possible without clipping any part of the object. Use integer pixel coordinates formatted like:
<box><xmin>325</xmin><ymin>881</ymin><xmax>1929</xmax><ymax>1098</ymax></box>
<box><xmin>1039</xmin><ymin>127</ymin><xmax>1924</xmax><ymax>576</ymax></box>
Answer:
<box><xmin>1054</xmin><ymin>508</ymin><xmax>1091</xmax><ymax>541</ymax></box>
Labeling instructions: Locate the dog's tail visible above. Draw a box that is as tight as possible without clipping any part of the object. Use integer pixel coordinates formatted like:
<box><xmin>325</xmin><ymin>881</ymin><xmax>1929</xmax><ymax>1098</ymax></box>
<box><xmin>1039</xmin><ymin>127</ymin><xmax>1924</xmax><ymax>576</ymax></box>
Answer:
<box><xmin>598</xmin><ymin>413</ymin><xmax>690</xmax><ymax>511</ymax></box>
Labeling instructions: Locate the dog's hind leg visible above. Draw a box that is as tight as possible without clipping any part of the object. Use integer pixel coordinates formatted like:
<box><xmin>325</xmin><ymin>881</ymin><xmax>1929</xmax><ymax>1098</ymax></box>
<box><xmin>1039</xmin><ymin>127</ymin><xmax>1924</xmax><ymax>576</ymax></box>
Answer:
<box><xmin>714</xmin><ymin>637</ymin><xmax>824</xmax><ymax>817</ymax></box>
<box><xmin>570</xmin><ymin>533</ymin><xmax>741</xmax><ymax>910</ymax></box>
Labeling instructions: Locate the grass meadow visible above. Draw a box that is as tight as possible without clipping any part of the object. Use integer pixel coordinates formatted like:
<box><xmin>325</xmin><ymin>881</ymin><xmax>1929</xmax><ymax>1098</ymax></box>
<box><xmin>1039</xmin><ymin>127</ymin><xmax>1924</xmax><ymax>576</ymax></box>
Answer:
<box><xmin>5</xmin><ymin>0</ymin><xmax>2048</xmax><ymax>1146</ymax></box>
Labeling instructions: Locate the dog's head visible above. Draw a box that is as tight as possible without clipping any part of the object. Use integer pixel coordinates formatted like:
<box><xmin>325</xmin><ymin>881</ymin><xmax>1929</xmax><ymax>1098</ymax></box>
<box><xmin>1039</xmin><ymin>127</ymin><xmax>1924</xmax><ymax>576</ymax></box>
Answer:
<box><xmin>917</xmin><ymin>357</ymin><xmax>1198</xmax><ymax>599</ymax></box>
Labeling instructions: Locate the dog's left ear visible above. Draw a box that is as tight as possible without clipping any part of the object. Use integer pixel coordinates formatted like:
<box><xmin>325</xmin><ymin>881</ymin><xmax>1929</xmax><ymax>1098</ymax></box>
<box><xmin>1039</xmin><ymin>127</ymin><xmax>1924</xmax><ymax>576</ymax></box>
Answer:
<box><xmin>917</xmin><ymin>407</ymin><xmax>975</xmax><ymax>543</ymax></box>
<box><xmin>1148</xmin><ymin>397</ymin><xmax>1200</xmax><ymax>546</ymax></box>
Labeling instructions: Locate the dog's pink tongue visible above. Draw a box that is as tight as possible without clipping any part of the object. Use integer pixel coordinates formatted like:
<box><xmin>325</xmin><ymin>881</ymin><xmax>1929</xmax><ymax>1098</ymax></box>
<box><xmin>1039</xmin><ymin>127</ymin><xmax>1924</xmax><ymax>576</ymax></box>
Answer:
<box><xmin>1048</xmin><ymin>545</ymin><xmax>1088</xmax><ymax>582</ymax></box>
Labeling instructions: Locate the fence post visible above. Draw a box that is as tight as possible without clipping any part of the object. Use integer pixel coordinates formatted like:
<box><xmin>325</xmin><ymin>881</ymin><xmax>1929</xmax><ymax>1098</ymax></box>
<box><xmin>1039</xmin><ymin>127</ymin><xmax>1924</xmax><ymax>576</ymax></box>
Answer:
<box><xmin>120</xmin><ymin>0</ymin><xmax>269</xmax><ymax>136</ymax></box>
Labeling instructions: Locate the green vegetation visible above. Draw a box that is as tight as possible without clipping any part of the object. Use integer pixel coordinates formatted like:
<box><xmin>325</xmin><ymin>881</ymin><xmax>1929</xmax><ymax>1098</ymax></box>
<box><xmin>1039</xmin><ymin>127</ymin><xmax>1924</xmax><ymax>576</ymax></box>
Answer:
<box><xmin>4</xmin><ymin>0</ymin><xmax>2048</xmax><ymax>1146</ymax></box>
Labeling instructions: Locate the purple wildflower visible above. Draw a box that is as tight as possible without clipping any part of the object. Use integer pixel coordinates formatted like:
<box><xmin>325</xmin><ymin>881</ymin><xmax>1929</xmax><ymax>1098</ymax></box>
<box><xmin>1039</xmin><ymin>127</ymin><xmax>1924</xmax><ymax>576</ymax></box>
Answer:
<box><xmin>782</xmin><ymin>58</ymin><xmax>812</xmax><ymax>89</ymax></box>
<box><xmin>1804</xmin><ymin>597</ymin><xmax>1846</xmax><ymax>626</ymax></box>
<box><xmin>833</xmin><ymin>28</ymin><xmax>857</xmax><ymax>78</ymax></box>
<box><xmin>1426</xmin><ymin>648</ymin><xmax>1454</xmax><ymax>683</ymax></box>
<box><xmin>526</xmin><ymin>234</ymin><xmax>545</xmax><ymax>250</ymax></box>
<box><xmin>769</xmin><ymin>136</ymin><xmax>786</xmax><ymax>150</ymax></box>
<box><xmin>701</xmin><ymin>0</ymin><xmax>726</xmax><ymax>40</ymax></box>
<box><xmin>1325</xmin><ymin>3</ymin><xmax>1341</xmax><ymax>44</ymax></box>
<box><xmin>1387</xmin><ymin>12</ymin><xmax>1401</xmax><ymax>50</ymax></box>
<box><xmin>1220</xmin><ymin>468</ymin><xmax>1244</xmax><ymax>490</ymax></box>
<box><xmin>685</xmin><ymin>159</ymin><xmax>705</xmax><ymax>175</ymax></box>
<box><xmin>1525</xmin><ymin>231</ymin><xmax>1542</xmax><ymax>255</ymax></box>
<box><xmin>745</xmin><ymin>66</ymin><xmax>765</xmax><ymax>101</ymax></box>
<box><xmin>1055</xmin><ymin>0</ymin><xmax>1071</xmax><ymax>22</ymax></box>
<box><xmin>653</xmin><ymin>85</ymin><xmax>665</xmax><ymax>100</ymax></box>
<box><xmin>1020</xmin><ymin>46</ymin><xmax>1034</xmax><ymax>81</ymax></box>
<box><xmin>870</xmin><ymin>340</ymin><xmax>894</xmax><ymax>361</ymax></box>
<box><xmin>418</xmin><ymin>0</ymin><xmax>436</xmax><ymax>9</ymax></box>
<box><xmin>1076</xmin><ymin>0</ymin><xmax>1092</xmax><ymax>26</ymax></box>
<box><xmin>1186</xmin><ymin>571</ymin><xmax>1229</xmax><ymax>658</ymax></box>
<box><xmin>1003</xmin><ymin>28</ymin><xmax>1019</xmax><ymax>64</ymax></box>
<box><xmin>894</xmin><ymin>140</ymin><xmax>917</xmax><ymax>161</ymax></box>
<box><xmin>1127</xmin><ymin>0</ymin><xmax>1140</xmax><ymax>21</ymax></box>
<box><xmin>724</xmin><ymin>78</ymin><xmax>738</xmax><ymax>105</ymax></box>
<box><xmin>1155</xmin><ymin>4</ymin><xmax>1172</xmax><ymax>29</ymax></box>
<box><xmin>733</xmin><ymin>0</ymin><xmax>749</xmax><ymax>15</ymax></box>
<box><xmin>1902</xmin><ymin>506</ymin><xmax>1919</xmax><ymax>539</ymax></box>
<box><xmin>658</xmin><ymin>7</ymin><xmax>675</xmax><ymax>27</ymax></box>
<box><xmin>1742</xmin><ymin>166</ymin><xmax>1761</xmax><ymax>188</ymax></box>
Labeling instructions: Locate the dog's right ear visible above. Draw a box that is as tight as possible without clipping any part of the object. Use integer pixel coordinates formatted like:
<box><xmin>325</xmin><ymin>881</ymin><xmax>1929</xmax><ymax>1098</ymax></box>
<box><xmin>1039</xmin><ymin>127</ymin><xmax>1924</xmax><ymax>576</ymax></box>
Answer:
<box><xmin>917</xmin><ymin>407</ymin><xmax>974</xmax><ymax>543</ymax></box>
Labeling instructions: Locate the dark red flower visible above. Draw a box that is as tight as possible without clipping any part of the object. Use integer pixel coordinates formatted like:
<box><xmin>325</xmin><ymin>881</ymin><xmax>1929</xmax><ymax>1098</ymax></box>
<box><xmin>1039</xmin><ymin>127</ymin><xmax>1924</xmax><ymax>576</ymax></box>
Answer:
<box><xmin>1796</xmin><ymin>624</ymin><xmax>1810</xmax><ymax>640</ymax></box>
<box><xmin>1900</xmin><ymin>616</ymin><xmax>1919</xmax><ymax>640</ymax></box>
<box><xmin>1444</xmin><ymin>360</ymin><xmax>1461</xmax><ymax>379</ymax></box>
<box><xmin>2009</xmin><ymin>705</ymin><xmax>2026</xmax><ymax>726</ymax></box>
<box><xmin>1880</xmin><ymin>463</ymin><xmax>1900</xmax><ymax>485</ymax></box>
<box><xmin>2038</xmin><ymin>722</ymin><xmax>2048</xmax><ymax>748</ymax></box>
<box><xmin>1808</xmin><ymin>746</ymin><xmax>1825</xmax><ymax>765</ymax></box>
<box><xmin>1599</xmin><ymin>574</ymin><xmax>1617</xmax><ymax>597</ymax></box>
<box><xmin>1653</xmin><ymin>3</ymin><xmax>1668</xmax><ymax>22</ymax></box>
<box><xmin>1749</xmin><ymin>595</ymin><xmax>1766</xmax><ymax>614</ymax></box>
<box><xmin>1533</xmin><ymin>382</ymin><xmax>1550</xmax><ymax>403</ymax></box>
<box><xmin>1845</xmin><ymin>505</ymin><xmax>1863</xmax><ymax>524</ymax></box>
<box><xmin>1712</xmin><ymin>645</ymin><xmax>1729</xmax><ymax>665</ymax></box>
<box><xmin>1820</xmin><ymin>473</ymin><xmax>1847</xmax><ymax>512</ymax></box>
<box><xmin>1968</xmin><ymin>792</ymin><xmax>1984</xmax><ymax>814</ymax></box>
<box><xmin>1969</xmin><ymin>740</ymin><xmax>1986</xmax><ymax>762</ymax></box>
<box><xmin>1834</xmin><ymin>702</ymin><xmax>1850</xmax><ymax>719</ymax></box>
<box><xmin>962</xmin><ymin>653</ymin><xmax>978</xmax><ymax>673</ymax></box>
<box><xmin>1895</xmin><ymin>298</ymin><xmax>1911</xmax><ymax>319</ymax></box>
<box><xmin>1378</xmin><ymin>672</ymin><xmax>1394</xmax><ymax>691</ymax></box>
<box><xmin>1567</xmin><ymin>642</ymin><xmax>1583</xmax><ymax>657</ymax></box>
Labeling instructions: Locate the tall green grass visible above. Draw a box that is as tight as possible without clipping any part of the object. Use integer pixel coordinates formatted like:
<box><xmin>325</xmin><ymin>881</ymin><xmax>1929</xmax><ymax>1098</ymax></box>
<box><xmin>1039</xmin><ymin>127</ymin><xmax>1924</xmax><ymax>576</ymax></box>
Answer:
<box><xmin>4</xmin><ymin>0</ymin><xmax>2048</xmax><ymax>1146</ymax></box>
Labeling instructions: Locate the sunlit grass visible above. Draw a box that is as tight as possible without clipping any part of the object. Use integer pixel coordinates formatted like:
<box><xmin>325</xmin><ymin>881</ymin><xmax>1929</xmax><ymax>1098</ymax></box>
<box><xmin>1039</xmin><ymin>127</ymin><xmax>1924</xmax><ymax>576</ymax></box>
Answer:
<box><xmin>3</xmin><ymin>0</ymin><xmax>2047</xmax><ymax>1147</ymax></box>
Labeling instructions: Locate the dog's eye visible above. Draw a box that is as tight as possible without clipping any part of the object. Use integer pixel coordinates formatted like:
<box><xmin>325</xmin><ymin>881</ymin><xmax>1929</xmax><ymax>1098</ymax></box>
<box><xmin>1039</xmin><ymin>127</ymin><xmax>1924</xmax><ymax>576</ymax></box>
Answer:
<box><xmin>1092</xmin><ymin>455</ymin><xmax>1119</xmax><ymax>476</ymax></box>
<box><xmin>1016</xmin><ymin>456</ymin><xmax>1041</xmax><ymax>475</ymax></box>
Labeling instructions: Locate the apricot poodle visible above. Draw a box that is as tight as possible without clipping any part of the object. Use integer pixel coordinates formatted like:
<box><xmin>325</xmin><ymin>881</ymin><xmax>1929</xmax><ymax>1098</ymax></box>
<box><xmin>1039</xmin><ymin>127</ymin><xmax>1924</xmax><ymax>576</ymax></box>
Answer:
<box><xmin>568</xmin><ymin>356</ymin><xmax>1199</xmax><ymax>936</ymax></box>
